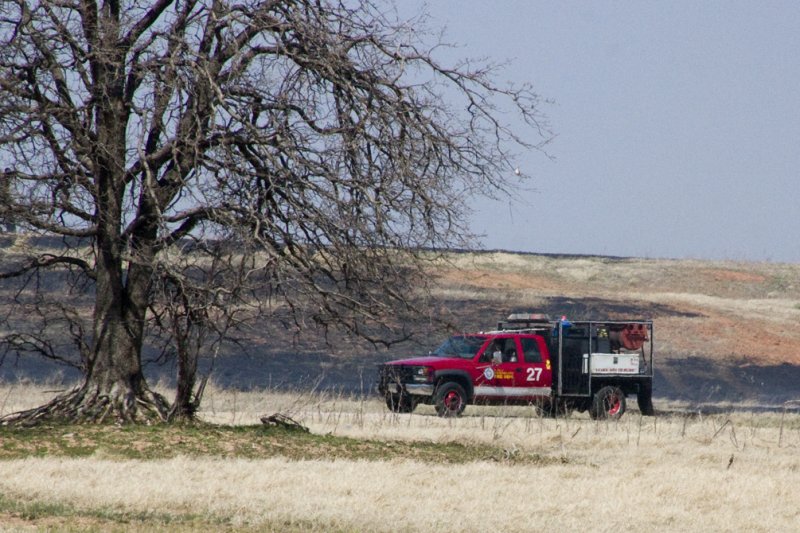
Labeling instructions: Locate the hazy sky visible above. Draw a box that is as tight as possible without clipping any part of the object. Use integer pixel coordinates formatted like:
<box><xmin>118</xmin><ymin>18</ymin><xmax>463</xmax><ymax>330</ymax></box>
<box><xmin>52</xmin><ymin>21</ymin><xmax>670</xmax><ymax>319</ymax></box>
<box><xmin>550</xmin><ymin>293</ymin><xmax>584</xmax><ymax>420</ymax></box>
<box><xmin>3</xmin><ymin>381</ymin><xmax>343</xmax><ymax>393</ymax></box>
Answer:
<box><xmin>403</xmin><ymin>1</ymin><xmax>800</xmax><ymax>263</ymax></box>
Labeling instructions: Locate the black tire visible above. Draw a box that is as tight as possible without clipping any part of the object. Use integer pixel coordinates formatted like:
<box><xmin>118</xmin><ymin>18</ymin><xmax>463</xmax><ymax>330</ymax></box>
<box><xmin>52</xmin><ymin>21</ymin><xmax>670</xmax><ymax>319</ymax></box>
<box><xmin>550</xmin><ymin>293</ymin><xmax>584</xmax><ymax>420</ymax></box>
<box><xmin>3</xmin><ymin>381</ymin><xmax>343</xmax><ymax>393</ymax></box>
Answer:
<box><xmin>434</xmin><ymin>382</ymin><xmax>467</xmax><ymax>417</ymax></box>
<box><xmin>385</xmin><ymin>393</ymin><xmax>417</xmax><ymax>413</ymax></box>
<box><xmin>590</xmin><ymin>386</ymin><xmax>626</xmax><ymax>420</ymax></box>
<box><xmin>544</xmin><ymin>398</ymin><xmax>572</xmax><ymax>418</ymax></box>
<box><xmin>637</xmin><ymin>381</ymin><xmax>655</xmax><ymax>416</ymax></box>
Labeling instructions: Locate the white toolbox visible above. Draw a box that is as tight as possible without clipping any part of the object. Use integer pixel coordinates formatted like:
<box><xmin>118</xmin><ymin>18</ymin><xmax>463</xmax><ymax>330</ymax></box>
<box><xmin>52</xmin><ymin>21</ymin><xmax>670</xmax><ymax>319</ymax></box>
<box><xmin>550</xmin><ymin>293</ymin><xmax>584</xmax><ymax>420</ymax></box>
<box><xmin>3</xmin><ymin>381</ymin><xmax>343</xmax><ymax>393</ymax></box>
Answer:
<box><xmin>587</xmin><ymin>353</ymin><xmax>640</xmax><ymax>374</ymax></box>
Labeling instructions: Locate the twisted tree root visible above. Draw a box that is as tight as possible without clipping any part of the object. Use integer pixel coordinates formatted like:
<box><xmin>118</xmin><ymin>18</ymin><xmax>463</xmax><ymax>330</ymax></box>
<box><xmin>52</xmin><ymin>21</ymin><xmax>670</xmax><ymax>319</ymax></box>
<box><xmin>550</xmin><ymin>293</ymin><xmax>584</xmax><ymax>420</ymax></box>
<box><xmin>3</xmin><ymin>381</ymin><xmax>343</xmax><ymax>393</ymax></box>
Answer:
<box><xmin>1</xmin><ymin>384</ymin><xmax>170</xmax><ymax>426</ymax></box>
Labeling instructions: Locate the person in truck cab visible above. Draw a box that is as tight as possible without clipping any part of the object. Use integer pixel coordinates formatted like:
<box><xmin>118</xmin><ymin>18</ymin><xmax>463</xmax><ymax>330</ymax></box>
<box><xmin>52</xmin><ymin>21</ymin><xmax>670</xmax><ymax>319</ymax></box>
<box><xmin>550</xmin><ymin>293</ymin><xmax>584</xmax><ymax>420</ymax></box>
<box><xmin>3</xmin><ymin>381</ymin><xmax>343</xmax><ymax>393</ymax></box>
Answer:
<box><xmin>482</xmin><ymin>340</ymin><xmax>504</xmax><ymax>363</ymax></box>
<box><xmin>505</xmin><ymin>346</ymin><xmax>517</xmax><ymax>362</ymax></box>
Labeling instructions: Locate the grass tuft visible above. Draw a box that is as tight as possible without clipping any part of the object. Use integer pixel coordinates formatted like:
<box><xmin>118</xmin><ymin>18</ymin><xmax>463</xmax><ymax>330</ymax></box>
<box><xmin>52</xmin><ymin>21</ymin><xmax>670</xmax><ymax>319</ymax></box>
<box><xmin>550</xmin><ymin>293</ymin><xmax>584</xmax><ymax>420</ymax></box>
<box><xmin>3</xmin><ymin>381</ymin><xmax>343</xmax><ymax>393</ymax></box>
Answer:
<box><xmin>0</xmin><ymin>421</ymin><xmax>554</xmax><ymax>465</ymax></box>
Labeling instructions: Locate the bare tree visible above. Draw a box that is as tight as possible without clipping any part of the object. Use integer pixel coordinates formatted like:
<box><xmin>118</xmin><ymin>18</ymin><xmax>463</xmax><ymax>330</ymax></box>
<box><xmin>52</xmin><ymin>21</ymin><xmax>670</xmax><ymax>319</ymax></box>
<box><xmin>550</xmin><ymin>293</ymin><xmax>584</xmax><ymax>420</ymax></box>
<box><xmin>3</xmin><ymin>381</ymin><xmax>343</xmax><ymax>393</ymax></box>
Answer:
<box><xmin>0</xmin><ymin>0</ymin><xmax>549</xmax><ymax>424</ymax></box>
<box><xmin>1</xmin><ymin>169</ymin><xmax>16</xmax><ymax>233</ymax></box>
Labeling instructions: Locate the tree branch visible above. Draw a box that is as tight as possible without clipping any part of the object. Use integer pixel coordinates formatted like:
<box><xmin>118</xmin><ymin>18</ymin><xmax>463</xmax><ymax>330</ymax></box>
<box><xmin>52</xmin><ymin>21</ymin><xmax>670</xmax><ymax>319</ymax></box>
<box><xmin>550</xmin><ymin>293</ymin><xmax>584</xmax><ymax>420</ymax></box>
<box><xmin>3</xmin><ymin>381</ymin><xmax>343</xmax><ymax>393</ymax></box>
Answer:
<box><xmin>0</xmin><ymin>253</ymin><xmax>95</xmax><ymax>281</ymax></box>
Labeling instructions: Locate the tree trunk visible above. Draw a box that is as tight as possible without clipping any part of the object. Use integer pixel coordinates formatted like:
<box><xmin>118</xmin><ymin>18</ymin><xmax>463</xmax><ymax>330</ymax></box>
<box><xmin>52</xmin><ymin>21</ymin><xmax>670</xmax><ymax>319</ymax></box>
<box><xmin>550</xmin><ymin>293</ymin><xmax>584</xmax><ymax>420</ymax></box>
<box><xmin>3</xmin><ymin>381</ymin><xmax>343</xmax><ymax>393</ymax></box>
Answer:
<box><xmin>81</xmin><ymin>303</ymin><xmax>169</xmax><ymax>423</ymax></box>
<box><xmin>74</xmin><ymin>205</ymin><xmax>169</xmax><ymax>423</ymax></box>
<box><xmin>171</xmin><ymin>343</ymin><xmax>199</xmax><ymax>421</ymax></box>
<box><xmin>1</xmin><ymin>196</ymin><xmax>171</xmax><ymax>426</ymax></box>
<box><xmin>1</xmin><ymin>302</ymin><xmax>168</xmax><ymax>426</ymax></box>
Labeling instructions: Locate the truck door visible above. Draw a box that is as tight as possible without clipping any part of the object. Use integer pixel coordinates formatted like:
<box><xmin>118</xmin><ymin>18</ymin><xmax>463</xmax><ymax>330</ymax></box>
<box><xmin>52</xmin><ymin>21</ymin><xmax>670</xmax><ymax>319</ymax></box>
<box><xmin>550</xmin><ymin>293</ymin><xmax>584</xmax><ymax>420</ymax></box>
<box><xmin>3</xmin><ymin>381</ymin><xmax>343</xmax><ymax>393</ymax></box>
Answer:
<box><xmin>483</xmin><ymin>336</ymin><xmax>551</xmax><ymax>398</ymax></box>
<box><xmin>513</xmin><ymin>336</ymin><xmax>552</xmax><ymax>396</ymax></box>
<box><xmin>484</xmin><ymin>336</ymin><xmax>517</xmax><ymax>394</ymax></box>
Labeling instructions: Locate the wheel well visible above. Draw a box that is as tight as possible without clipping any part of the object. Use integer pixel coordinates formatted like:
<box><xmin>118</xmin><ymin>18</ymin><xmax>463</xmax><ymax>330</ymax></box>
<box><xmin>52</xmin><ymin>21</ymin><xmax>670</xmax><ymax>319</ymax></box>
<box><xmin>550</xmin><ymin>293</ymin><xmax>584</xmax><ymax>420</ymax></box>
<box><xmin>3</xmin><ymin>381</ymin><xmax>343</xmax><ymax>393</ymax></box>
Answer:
<box><xmin>435</xmin><ymin>374</ymin><xmax>473</xmax><ymax>401</ymax></box>
<box><xmin>592</xmin><ymin>380</ymin><xmax>649</xmax><ymax>397</ymax></box>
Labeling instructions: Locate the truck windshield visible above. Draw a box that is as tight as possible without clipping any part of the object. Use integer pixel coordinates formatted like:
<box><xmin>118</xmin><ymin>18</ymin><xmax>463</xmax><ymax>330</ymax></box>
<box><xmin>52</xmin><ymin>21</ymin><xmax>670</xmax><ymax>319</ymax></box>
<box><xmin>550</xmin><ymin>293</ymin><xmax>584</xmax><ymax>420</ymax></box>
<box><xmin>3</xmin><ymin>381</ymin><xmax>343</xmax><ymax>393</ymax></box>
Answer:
<box><xmin>432</xmin><ymin>335</ymin><xmax>487</xmax><ymax>359</ymax></box>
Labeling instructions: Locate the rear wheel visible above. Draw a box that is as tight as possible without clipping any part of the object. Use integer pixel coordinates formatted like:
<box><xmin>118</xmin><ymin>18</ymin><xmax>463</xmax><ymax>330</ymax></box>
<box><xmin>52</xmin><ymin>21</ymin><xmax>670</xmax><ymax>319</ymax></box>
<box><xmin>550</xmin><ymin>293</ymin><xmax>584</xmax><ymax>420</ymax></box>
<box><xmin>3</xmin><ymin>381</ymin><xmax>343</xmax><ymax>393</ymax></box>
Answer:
<box><xmin>434</xmin><ymin>382</ymin><xmax>467</xmax><ymax>417</ymax></box>
<box><xmin>591</xmin><ymin>386</ymin><xmax>626</xmax><ymax>420</ymax></box>
<box><xmin>385</xmin><ymin>393</ymin><xmax>417</xmax><ymax>413</ymax></box>
<box><xmin>637</xmin><ymin>381</ymin><xmax>655</xmax><ymax>416</ymax></box>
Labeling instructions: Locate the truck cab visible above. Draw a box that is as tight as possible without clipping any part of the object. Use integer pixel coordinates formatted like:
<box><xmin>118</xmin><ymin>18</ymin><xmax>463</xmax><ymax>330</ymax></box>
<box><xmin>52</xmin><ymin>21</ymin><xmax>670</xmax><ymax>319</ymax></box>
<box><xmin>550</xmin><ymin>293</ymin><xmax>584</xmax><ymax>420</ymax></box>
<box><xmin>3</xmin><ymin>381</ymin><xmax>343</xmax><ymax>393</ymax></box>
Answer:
<box><xmin>377</xmin><ymin>313</ymin><xmax>654</xmax><ymax>419</ymax></box>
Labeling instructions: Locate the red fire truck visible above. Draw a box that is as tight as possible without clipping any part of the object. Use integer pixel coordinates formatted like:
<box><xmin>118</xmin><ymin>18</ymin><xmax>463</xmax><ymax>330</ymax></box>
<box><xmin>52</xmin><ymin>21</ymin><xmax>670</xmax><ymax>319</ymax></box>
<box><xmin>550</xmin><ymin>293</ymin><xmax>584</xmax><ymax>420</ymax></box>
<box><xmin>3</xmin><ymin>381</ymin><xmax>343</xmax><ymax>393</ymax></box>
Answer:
<box><xmin>377</xmin><ymin>313</ymin><xmax>654</xmax><ymax>419</ymax></box>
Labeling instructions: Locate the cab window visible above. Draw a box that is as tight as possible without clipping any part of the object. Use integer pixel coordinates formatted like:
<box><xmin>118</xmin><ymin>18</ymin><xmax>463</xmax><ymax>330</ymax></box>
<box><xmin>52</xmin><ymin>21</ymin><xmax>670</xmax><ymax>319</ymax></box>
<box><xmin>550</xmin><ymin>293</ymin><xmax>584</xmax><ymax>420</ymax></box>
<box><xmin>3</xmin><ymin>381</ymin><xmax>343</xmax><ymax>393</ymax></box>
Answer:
<box><xmin>433</xmin><ymin>335</ymin><xmax>487</xmax><ymax>359</ymax></box>
<box><xmin>481</xmin><ymin>337</ymin><xmax>519</xmax><ymax>363</ymax></box>
<box><xmin>520</xmin><ymin>337</ymin><xmax>542</xmax><ymax>363</ymax></box>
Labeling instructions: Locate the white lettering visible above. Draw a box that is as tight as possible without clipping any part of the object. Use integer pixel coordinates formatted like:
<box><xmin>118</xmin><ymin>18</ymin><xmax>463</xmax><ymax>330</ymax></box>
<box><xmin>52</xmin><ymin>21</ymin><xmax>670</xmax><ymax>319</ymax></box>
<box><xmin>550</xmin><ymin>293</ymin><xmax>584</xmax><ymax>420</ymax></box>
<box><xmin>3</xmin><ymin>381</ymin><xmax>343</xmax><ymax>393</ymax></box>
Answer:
<box><xmin>526</xmin><ymin>367</ymin><xmax>542</xmax><ymax>382</ymax></box>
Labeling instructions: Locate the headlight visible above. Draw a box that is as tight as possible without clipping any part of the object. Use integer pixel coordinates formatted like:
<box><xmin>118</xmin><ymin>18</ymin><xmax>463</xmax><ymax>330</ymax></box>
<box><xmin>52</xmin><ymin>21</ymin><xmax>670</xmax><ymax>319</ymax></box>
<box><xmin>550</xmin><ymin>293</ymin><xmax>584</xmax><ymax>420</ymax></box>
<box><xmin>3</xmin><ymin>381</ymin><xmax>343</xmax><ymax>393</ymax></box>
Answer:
<box><xmin>411</xmin><ymin>366</ymin><xmax>433</xmax><ymax>383</ymax></box>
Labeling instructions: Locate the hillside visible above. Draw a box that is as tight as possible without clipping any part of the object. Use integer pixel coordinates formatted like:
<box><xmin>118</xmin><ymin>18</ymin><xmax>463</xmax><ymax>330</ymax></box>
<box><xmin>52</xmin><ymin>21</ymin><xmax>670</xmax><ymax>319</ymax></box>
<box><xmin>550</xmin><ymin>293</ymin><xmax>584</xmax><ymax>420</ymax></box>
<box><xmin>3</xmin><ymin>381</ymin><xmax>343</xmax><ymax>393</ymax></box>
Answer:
<box><xmin>429</xmin><ymin>252</ymin><xmax>800</xmax><ymax>404</ymax></box>
<box><xmin>2</xmin><ymin>238</ymin><xmax>799</xmax><ymax>406</ymax></box>
<box><xmin>437</xmin><ymin>252</ymin><xmax>800</xmax><ymax>364</ymax></box>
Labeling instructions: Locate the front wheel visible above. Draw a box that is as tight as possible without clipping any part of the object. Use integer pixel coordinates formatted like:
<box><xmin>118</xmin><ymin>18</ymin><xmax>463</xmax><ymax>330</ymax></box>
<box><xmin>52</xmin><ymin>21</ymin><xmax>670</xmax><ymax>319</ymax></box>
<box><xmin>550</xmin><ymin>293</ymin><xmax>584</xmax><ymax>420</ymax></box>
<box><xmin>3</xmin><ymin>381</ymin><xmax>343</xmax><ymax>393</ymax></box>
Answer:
<box><xmin>434</xmin><ymin>382</ymin><xmax>467</xmax><ymax>417</ymax></box>
<box><xmin>590</xmin><ymin>386</ymin><xmax>626</xmax><ymax>420</ymax></box>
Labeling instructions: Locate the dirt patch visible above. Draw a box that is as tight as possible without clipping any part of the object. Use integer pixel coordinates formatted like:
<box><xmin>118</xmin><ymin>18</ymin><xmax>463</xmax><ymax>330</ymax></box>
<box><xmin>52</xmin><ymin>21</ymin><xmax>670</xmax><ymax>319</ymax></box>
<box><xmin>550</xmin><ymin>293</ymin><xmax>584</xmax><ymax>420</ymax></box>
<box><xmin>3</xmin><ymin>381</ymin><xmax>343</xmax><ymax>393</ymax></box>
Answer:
<box><xmin>701</xmin><ymin>268</ymin><xmax>768</xmax><ymax>283</ymax></box>
<box><xmin>436</xmin><ymin>267</ymin><xmax>560</xmax><ymax>292</ymax></box>
<box><xmin>656</xmin><ymin>313</ymin><xmax>800</xmax><ymax>366</ymax></box>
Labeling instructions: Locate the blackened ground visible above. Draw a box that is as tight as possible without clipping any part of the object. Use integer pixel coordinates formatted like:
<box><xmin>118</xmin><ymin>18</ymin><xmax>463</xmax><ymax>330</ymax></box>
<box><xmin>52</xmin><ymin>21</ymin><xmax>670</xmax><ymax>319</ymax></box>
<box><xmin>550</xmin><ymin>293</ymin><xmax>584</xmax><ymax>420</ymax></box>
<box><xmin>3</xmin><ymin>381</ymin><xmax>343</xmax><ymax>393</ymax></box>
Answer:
<box><xmin>655</xmin><ymin>358</ymin><xmax>800</xmax><ymax>406</ymax></box>
<box><xmin>2</xmin><ymin>349</ymin><xmax>799</xmax><ymax>410</ymax></box>
<box><xmin>2</xmin><ymin>240</ymin><xmax>798</xmax><ymax>412</ymax></box>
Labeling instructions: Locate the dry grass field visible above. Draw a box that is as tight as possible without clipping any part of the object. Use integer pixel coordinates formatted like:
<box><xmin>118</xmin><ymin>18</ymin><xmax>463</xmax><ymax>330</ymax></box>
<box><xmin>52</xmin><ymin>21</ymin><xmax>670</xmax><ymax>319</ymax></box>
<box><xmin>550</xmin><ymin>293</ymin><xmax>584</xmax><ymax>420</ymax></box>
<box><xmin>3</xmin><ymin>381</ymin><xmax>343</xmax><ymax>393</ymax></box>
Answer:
<box><xmin>1</xmin><ymin>249</ymin><xmax>800</xmax><ymax>530</ymax></box>
<box><xmin>1</xmin><ymin>383</ymin><xmax>799</xmax><ymax>531</ymax></box>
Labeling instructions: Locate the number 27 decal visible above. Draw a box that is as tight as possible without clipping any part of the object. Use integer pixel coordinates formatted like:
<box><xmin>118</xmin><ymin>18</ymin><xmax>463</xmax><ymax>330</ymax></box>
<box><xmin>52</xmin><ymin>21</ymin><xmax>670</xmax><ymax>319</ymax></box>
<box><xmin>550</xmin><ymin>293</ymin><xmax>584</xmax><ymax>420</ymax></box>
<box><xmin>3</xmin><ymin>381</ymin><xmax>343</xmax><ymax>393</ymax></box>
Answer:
<box><xmin>526</xmin><ymin>367</ymin><xmax>542</xmax><ymax>382</ymax></box>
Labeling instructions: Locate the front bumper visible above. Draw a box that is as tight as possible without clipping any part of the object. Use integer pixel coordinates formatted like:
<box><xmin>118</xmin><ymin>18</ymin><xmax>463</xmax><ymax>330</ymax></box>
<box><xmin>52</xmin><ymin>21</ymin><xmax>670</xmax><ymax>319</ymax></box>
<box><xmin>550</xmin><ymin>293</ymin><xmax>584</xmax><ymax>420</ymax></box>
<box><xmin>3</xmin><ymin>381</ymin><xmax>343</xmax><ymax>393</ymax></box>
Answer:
<box><xmin>382</xmin><ymin>383</ymin><xmax>434</xmax><ymax>396</ymax></box>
